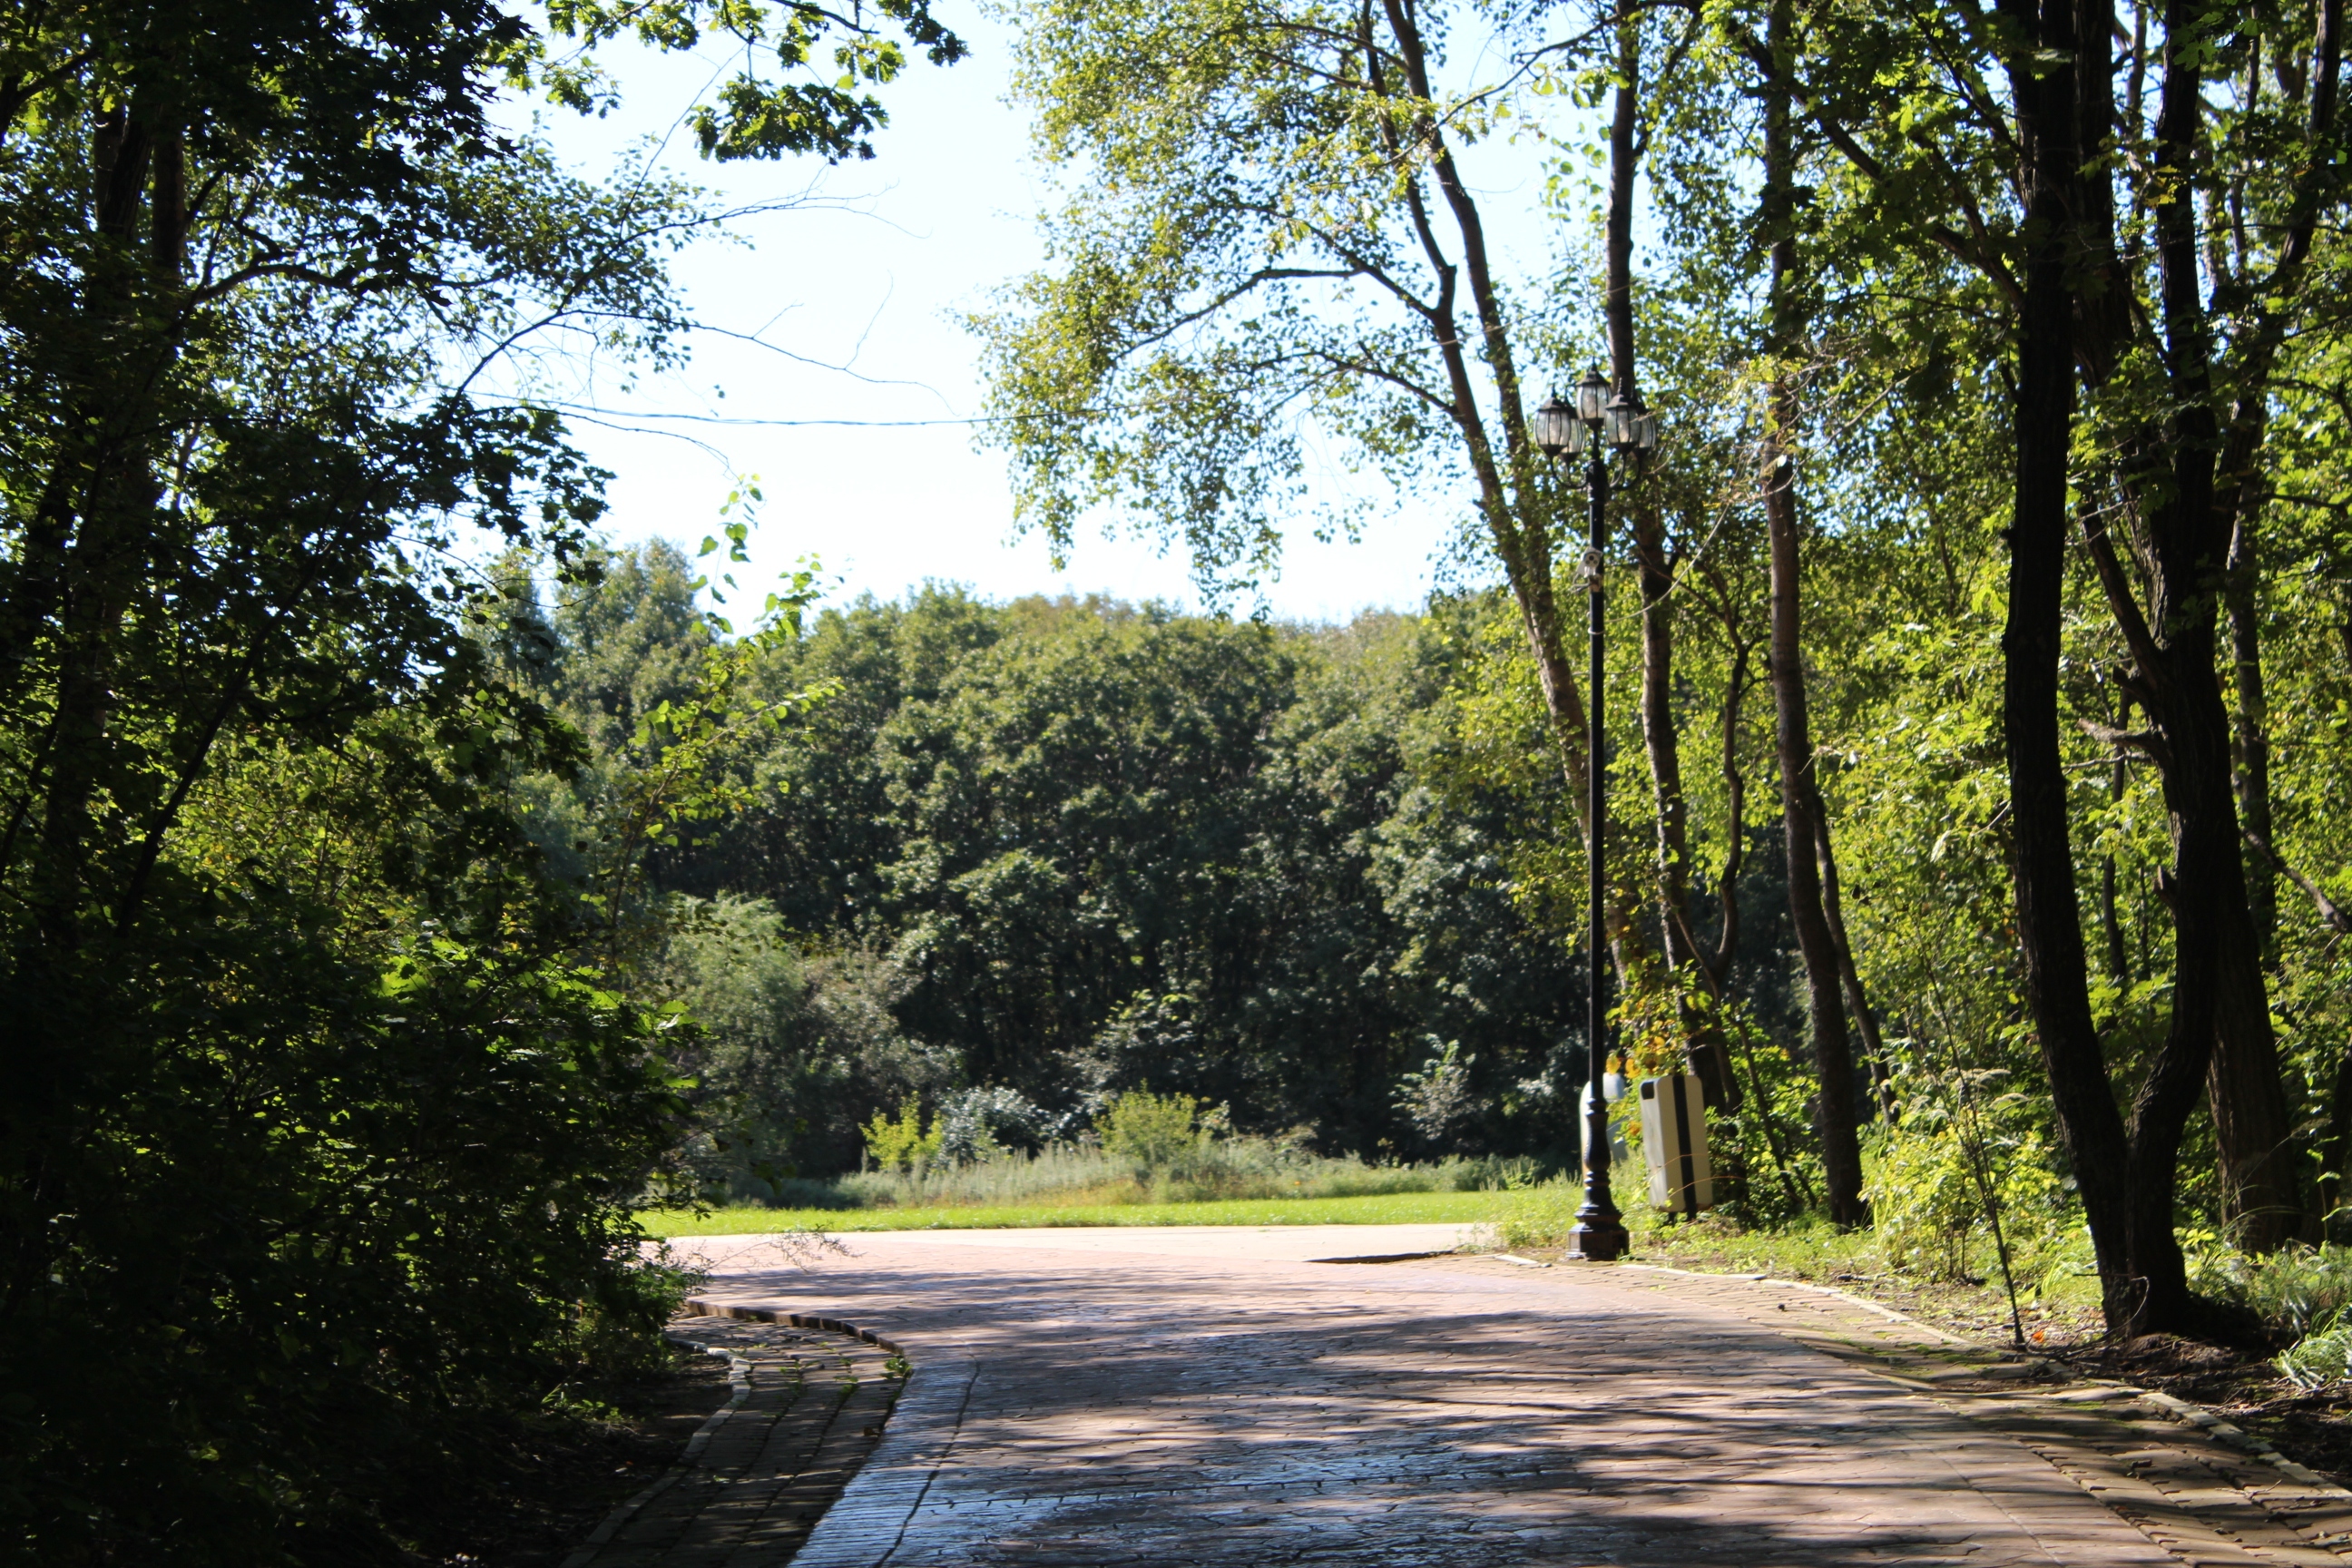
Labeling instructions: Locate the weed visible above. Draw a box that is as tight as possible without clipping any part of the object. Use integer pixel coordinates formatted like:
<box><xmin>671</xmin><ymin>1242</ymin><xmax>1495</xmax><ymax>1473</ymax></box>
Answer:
<box><xmin>2279</xmin><ymin>1312</ymin><xmax>2352</xmax><ymax>1389</ymax></box>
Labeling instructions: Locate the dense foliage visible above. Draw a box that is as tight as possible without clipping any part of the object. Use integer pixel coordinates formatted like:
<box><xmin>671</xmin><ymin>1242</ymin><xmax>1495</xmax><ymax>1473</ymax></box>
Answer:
<box><xmin>0</xmin><ymin>2</ymin><xmax>959</xmax><ymax>1562</ymax></box>
<box><xmin>538</xmin><ymin>564</ymin><xmax>1799</xmax><ymax>1185</ymax></box>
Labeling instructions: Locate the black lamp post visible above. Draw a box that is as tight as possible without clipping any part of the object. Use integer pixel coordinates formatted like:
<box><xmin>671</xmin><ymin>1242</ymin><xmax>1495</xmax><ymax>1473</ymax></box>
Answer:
<box><xmin>1533</xmin><ymin>367</ymin><xmax>1656</xmax><ymax>1262</ymax></box>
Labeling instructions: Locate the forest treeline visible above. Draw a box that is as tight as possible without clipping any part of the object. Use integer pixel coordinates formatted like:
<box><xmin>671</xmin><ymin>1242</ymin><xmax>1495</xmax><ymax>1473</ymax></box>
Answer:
<box><xmin>513</xmin><ymin>552</ymin><xmax>1818</xmax><ymax>1188</ymax></box>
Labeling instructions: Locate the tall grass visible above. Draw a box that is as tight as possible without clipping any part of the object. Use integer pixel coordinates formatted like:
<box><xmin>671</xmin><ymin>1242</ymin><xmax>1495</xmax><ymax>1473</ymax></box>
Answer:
<box><xmin>2185</xmin><ymin>1240</ymin><xmax>2352</xmax><ymax>1387</ymax></box>
<box><xmin>2191</xmin><ymin>1239</ymin><xmax>2352</xmax><ymax>1338</ymax></box>
<box><xmin>644</xmin><ymin>1190</ymin><xmax>1503</xmax><ymax>1236</ymax></box>
<box><xmin>735</xmin><ymin>1138</ymin><xmax>1536</xmax><ymax>1212</ymax></box>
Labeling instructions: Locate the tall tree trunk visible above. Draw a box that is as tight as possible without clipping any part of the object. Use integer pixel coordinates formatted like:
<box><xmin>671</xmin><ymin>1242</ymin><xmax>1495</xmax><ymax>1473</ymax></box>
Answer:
<box><xmin>1673</xmin><ymin>616</ymin><xmax>1801</xmax><ymax>1207</ymax></box>
<box><xmin>1754</xmin><ymin>0</ymin><xmax>2335</xmax><ymax>1326</ymax></box>
<box><xmin>2142</xmin><ymin>0</ymin><xmax>2306</xmax><ymax>1254</ymax></box>
<box><xmin>1605</xmin><ymin>11</ymin><xmax>1739</xmax><ymax>1112</ymax></box>
<box><xmin>2191</xmin><ymin>0</ymin><xmax>2342</xmax><ymax>1250</ymax></box>
<box><xmin>1996</xmin><ymin>0</ymin><xmax>2149</xmax><ymax>1329</ymax></box>
<box><xmin>1761</xmin><ymin>0</ymin><xmax>1865</xmax><ymax>1224</ymax></box>
<box><xmin>2064</xmin><ymin>0</ymin><xmax>2332</xmax><ymax>1259</ymax></box>
<box><xmin>1364</xmin><ymin>0</ymin><xmax>1596</xmax><ymax>838</ymax></box>
<box><xmin>1698</xmin><ymin>607</ymin><xmax>1751</xmax><ymax>995</ymax></box>
<box><xmin>1360</xmin><ymin>3</ymin><xmax>1670</xmax><ymax>1171</ymax></box>
<box><xmin>29</xmin><ymin>102</ymin><xmax>169</xmax><ymax>956</ymax></box>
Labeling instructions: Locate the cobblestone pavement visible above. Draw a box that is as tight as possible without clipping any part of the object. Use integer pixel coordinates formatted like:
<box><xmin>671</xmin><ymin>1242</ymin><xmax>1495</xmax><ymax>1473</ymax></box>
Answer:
<box><xmin>655</xmin><ymin>1225</ymin><xmax>2352</xmax><ymax>1566</ymax></box>
<box><xmin>561</xmin><ymin>1316</ymin><xmax>903</xmax><ymax>1568</ymax></box>
<box><xmin>1563</xmin><ymin>1259</ymin><xmax>2352</xmax><ymax>1566</ymax></box>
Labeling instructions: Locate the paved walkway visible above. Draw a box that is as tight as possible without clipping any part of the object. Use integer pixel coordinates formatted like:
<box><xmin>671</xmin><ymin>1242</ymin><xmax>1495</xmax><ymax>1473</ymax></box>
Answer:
<box><xmin>664</xmin><ymin>1226</ymin><xmax>2352</xmax><ymax>1565</ymax></box>
<box><xmin>564</xmin><ymin>1317</ymin><xmax>904</xmax><ymax>1568</ymax></box>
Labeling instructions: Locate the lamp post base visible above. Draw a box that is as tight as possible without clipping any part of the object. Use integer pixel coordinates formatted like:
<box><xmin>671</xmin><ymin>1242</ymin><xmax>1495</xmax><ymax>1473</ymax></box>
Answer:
<box><xmin>1566</xmin><ymin>1214</ymin><xmax>1629</xmax><ymax>1261</ymax></box>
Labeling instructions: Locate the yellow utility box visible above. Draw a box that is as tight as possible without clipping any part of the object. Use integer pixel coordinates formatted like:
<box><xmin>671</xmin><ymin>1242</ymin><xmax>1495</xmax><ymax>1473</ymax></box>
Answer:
<box><xmin>1639</xmin><ymin>1073</ymin><xmax>1713</xmax><ymax>1217</ymax></box>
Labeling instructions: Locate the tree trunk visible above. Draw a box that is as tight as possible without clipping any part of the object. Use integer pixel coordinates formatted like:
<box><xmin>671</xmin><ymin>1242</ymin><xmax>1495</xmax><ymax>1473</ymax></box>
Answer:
<box><xmin>1362</xmin><ymin>0</ymin><xmax>1672</xmax><ymax>1135</ymax></box>
<box><xmin>1814</xmin><ymin>819</ymin><xmax>1896</xmax><ymax>1119</ymax></box>
<box><xmin>1700</xmin><ymin>614</ymin><xmax>1751</xmax><ymax>993</ymax></box>
<box><xmin>2172</xmin><ymin>657</ymin><xmax>2303</xmax><ymax>1250</ymax></box>
<box><xmin>2102</xmin><ymin>689</ymin><xmax>2132</xmax><ymax>984</ymax></box>
<box><xmin>1364</xmin><ymin>0</ymin><xmax>1596</xmax><ymax>837</ymax></box>
<box><xmin>1997</xmin><ymin>0</ymin><xmax>2152</xmax><ymax>1332</ymax></box>
<box><xmin>2324</xmin><ymin>1048</ymin><xmax>2352</xmax><ymax>1230</ymax></box>
<box><xmin>1764</xmin><ymin>466</ymin><xmax>1865</xmax><ymax>1223</ymax></box>
<box><xmin>24</xmin><ymin>103</ymin><xmax>171</xmax><ymax>955</ymax></box>
<box><xmin>2141</xmin><ymin>0</ymin><xmax>2307</xmax><ymax>1254</ymax></box>
<box><xmin>1605</xmin><ymin>13</ymin><xmax>1739</xmax><ymax>1112</ymax></box>
<box><xmin>1761</xmin><ymin>0</ymin><xmax>1864</xmax><ymax>1224</ymax></box>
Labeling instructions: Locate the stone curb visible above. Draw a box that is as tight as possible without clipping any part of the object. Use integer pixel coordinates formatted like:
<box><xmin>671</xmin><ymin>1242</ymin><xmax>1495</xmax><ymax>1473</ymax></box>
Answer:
<box><xmin>681</xmin><ymin>1295</ymin><xmax>909</xmax><ymax>1357</ymax></box>
<box><xmin>2123</xmin><ymin>1384</ymin><xmax>2346</xmax><ymax>1490</ymax></box>
<box><xmin>788</xmin><ymin>1357</ymin><xmax>983</xmax><ymax>1568</ymax></box>
<box><xmin>1610</xmin><ymin>1259</ymin><xmax>1975</xmax><ymax>1343</ymax></box>
<box><xmin>559</xmin><ymin>1303</ymin><xmax>912</xmax><ymax>1567</ymax></box>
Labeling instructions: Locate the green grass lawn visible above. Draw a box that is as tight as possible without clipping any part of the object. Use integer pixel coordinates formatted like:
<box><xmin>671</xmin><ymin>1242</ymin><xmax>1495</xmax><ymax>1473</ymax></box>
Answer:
<box><xmin>641</xmin><ymin>1188</ymin><xmax>1502</xmax><ymax>1237</ymax></box>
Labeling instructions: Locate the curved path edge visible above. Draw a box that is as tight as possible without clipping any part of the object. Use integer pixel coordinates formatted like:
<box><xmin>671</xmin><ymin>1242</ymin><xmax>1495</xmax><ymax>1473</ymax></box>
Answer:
<box><xmin>668</xmin><ymin>1228</ymin><xmax>2352</xmax><ymax>1565</ymax></box>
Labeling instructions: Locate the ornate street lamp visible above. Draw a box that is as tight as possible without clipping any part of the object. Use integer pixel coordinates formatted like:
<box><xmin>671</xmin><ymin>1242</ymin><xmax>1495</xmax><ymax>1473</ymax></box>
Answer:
<box><xmin>1532</xmin><ymin>366</ymin><xmax>1657</xmax><ymax>1263</ymax></box>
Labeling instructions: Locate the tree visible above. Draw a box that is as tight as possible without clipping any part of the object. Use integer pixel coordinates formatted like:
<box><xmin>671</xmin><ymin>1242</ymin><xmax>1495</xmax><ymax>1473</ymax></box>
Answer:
<box><xmin>583</xmin><ymin>583</ymin><xmax>1599</xmax><ymax>1171</ymax></box>
<box><xmin>1592</xmin><ymin>1</ymin><xmax>1750</xmax><ymax>1121</ymax></box>
<box><xmin>0</xmin><ymin>2</ymin><xmax>962</xmax><ymax>1554</ymax></box>
<box><xmin>975</xmin><ymin>0</ymin><xmax>1613</xmax><ymax>922</ymax></box>
<box><xmin>1723</xmin><ymin>0</ymin><xmax>2351</xmax><ymax>1326</ymax></box>
<box><xmin>1753</xmin><ymin>0</ymin><xmax>1868</xmax><ymax>1223</ymax></box>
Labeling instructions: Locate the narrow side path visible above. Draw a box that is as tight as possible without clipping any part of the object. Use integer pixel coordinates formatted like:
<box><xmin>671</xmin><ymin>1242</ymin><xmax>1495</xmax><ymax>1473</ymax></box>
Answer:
<box><xmin>674</xmin><ymin>1225</ymin><xmax>2210</xmax><ymax>1565</ymax></box>
<box><xmin>562</xmin><ymin>1318</ymin><xmax>902</xmax><ymax>1568</ymax></box>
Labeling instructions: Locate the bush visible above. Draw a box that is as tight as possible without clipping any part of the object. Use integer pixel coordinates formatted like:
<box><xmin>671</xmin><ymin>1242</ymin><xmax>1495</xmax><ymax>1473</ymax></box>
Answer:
<box><xmin>1864</xmin><ymin>1091</ymin><xmax>2063</xmax><ymax>1286</ymax></box>
<box><xmin>933</xmin><ymin>1085</ymin><xmax>1049</xmax><ymax>1163</ymax></box>
<box><xmin>1493</xmin><ymin>1174</ymin><xmax>1580</xmax><ymax>1250</ymax></box>
<box><xmin>820</xmin><ymin>1137</ymin><xmax>1531</xmax><ymax>1210</ymax></box>
<box><xmin>8</xmin><ymin>932</ymin><xmax>694</xmax><ymax>1565</ymax></box>
<box><xmin>863</xmin><ymin>1093</ymin><xmax>942</xmax><ymax>1172</ymax></box>
<box><xmin>656</xmin><ymin>902</ymin><xmax>956</xmax><ymax>1195</ymax></box>
<box><xmin>1096</xmin><ymin>1090</ymin><xmax>1210</xmax><ymax>1175</ymax></box>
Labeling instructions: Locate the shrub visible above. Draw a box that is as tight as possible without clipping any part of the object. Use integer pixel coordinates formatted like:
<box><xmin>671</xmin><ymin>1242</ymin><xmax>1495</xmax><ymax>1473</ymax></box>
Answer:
<box><xmin>863</xmin><ymin>1094</ymin><xmax>942</xmax><ymax>1172</ymax></box>
<box><xmin>1096</xmin><ymin>1090</ymin><xmax>1209</xmax><ymax>1175</ymax></box>
<box><xmin>823</xmin><ymin>1136</ymin><xmax>1534</xmax><ymax>1210</ymax></box>
<box><xmin>2193</xmin><ymin>1241</ymin><xmax>2352</xmax><ymax>1338</ymax></box>
<box><xmin>933</xmin><ymin>1085</ymin><xmax>1049</xmax><ymax>1163</ymax></box>
<box><xmin>1493</xmin><ymin>1174</ymin><xmax>1580</xmax><ymax>1250</ymax></box>
<box><xmin>1865</xmin><ymin>1090</ymin><xmax>2063</xmax><ymax>1286</ymax></box>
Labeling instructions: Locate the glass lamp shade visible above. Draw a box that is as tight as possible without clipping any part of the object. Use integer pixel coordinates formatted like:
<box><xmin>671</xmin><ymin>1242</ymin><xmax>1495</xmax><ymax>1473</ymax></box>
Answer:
<box><xmin>1533</xmin><ymin>394</ymin><xmax>1580</xmax><ymax>458</ymax></box>
<box><xmin>1575</xmin><ymin>368</ymin><xmax>1608</xmax><ymax>424</ymax></box>
<box><xmin>1635</xmin><ymin>411</ymin><xmax>1660</xmax><ymax>452</ymax></box>
<box><xmin>1603</xmin><ymin>394</ymin><xmax>1640</xmax><ymax>451</ymax></box>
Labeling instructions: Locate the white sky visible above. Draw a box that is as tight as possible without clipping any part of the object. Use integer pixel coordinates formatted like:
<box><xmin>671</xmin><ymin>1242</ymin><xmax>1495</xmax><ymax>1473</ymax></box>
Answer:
<box><xmin>498</xmin><ymin>8</ymin><xmax>1591</xmax><ymax>622</ymax></box>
